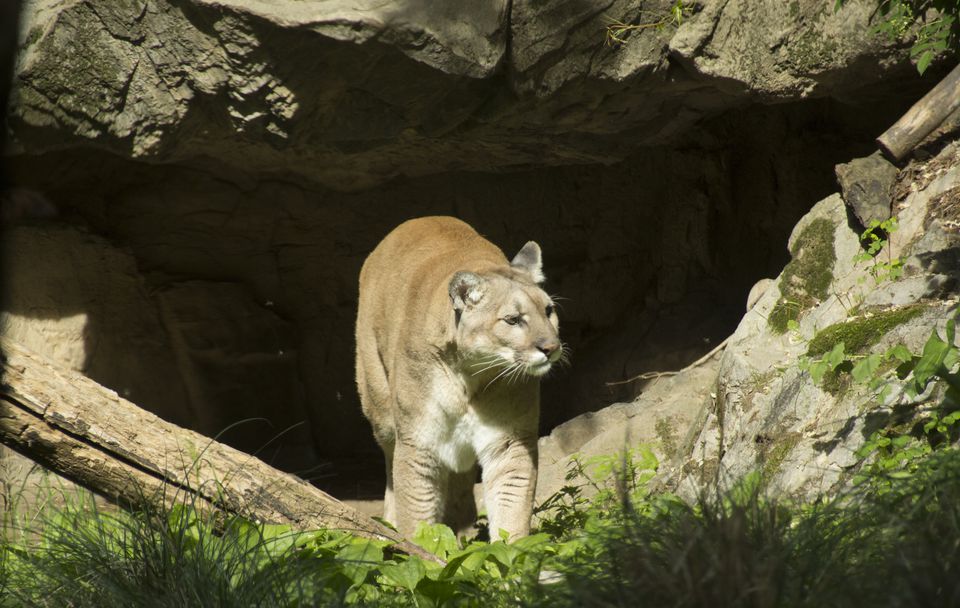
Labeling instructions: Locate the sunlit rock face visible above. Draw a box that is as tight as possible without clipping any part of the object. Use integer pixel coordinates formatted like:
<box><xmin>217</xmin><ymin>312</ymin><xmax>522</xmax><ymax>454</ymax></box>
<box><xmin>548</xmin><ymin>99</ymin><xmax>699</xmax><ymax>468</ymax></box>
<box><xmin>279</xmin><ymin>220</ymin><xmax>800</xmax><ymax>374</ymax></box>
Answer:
<box><xmin>9</xmin><ymin>0</ymin><xmax>908</xmax><ymax>190</ymax></box>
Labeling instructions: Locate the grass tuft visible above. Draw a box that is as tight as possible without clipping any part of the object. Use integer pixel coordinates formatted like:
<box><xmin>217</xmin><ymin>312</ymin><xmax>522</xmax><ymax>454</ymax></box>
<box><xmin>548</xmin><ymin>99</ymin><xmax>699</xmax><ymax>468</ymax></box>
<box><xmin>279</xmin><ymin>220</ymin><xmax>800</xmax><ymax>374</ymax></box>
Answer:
<box><xmin>4</xmin><ymin>447</ymin><xmax>960</xmax><ymax>607</ymax></box>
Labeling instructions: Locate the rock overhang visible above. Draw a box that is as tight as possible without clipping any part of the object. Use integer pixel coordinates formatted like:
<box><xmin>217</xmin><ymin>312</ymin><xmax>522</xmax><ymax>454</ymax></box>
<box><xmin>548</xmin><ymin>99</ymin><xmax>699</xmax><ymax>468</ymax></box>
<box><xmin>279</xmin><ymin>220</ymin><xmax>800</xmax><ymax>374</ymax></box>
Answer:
<box><xmin>7</xmin><ymin>0</ymin><xmax>919</xmax><ymax>191</ymax></box>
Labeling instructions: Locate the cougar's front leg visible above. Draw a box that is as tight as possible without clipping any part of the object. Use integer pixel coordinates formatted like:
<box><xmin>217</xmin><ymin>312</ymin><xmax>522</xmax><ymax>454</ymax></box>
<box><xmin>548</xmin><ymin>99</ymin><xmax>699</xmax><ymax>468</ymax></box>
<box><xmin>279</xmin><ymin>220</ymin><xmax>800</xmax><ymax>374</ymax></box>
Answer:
<box><xmin>392</xmin><ymin>439</ymin><xmax>445</xmax><ymax>538</ymax></box>
<box><xmin>481</xmin><ymin>437</ymin><xmax>537</xmax><ymax>540</ymax></box>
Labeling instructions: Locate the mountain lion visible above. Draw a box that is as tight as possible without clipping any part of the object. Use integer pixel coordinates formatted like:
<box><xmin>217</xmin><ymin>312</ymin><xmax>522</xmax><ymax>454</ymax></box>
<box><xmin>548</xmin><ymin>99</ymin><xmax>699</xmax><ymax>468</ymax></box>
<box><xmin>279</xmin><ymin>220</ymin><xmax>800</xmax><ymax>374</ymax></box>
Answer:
<box><xmin>355</xmin><ymin>216</ymin><xmax>562</xmax><ymax>539</ymax></box>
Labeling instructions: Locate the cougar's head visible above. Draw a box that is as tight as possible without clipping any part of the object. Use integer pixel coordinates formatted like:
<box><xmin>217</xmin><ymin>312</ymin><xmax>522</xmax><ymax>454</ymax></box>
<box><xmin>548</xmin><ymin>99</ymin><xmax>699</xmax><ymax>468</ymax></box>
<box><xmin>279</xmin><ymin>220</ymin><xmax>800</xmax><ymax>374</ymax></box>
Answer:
<box><xmin>449</xmin><ymin>242</ymin><xmax>563</xmax><ymax>380</ymax></box>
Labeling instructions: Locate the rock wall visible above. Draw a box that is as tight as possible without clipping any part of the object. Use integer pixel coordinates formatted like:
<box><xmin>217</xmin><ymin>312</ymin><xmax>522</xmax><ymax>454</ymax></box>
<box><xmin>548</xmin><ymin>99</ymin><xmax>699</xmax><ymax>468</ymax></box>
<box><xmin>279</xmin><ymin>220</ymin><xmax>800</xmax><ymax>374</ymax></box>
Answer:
<box><xmin>681</xmin><ymin>141</ymin><xmax>960</xmax><ymax>497</ymax></box>
<box><xmin>3</xmin><ymin>0</ymin><xmax>949</xmax><ymax>499</ymax></box>
<box><xmin>534</xmin><ymin>138</ymin><xmax>960</xmax><ymax>502</ymax></box>
<box><xmin>9</xmin><ymin>0</ymin><xmax>916</xmax><ymax>190</ymax></box>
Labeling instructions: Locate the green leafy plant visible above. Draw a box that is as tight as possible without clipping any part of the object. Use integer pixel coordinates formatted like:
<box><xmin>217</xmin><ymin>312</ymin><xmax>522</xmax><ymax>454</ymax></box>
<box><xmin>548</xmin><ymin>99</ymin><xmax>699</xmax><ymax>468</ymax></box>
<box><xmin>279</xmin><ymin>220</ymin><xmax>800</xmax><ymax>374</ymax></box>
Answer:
<box><xmin>535</xmin><ymin>446</ymin><xmax>661</xmax><ymax>541</ymax></box>
<box><xmin>805</xmin><ymin>312</ymin><xmax>957</xmax><ymax>394</ymax></box>
<box><xmin>8</xmin><ymin>444</ymin><xmax>960</xmax><ymax>607</ymax></box>
<box><xmin>604</xmin><ymin>1</ymin><xmax>695</xmax><ymax>45</ymax></box>
<box><xmin>835</xmin><ymin>0</ymin><xmax>960</xmax><ymax>74</ymax></box>
<box><xmin>801</xmin><ymin>312</ymin><xmax>960</xmax><ymax>493</ymax></box>
<box><xmin>854</xmin><ymin>217</ymin><xmax>904</xmax><ymax>284</ymax></box>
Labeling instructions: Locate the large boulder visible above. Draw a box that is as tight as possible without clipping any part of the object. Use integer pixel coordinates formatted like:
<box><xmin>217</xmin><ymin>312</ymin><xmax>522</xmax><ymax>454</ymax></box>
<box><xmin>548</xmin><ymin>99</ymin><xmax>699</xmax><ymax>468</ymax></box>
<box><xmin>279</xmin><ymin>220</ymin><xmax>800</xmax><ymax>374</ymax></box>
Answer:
<box><xmin>532</xmin><ymin>140</ymin><xmax>960</xmax><ymax>501</ymax></box>
<box><xmin>676</xmin><ymin>141</ymin><xmax>960</xmax><ymax>498</ymax></box>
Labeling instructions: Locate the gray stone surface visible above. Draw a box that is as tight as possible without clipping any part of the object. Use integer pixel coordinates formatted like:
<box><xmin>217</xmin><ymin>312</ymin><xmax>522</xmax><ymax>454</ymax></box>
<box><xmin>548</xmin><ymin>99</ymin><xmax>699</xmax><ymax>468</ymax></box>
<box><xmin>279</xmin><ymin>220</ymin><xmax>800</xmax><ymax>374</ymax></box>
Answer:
<box><xmin>156</xmin><ymin>281</ymin><xmax>318</xmax><ymax>469</ymax></box>
<box><xmin>535</xmin><ymin>361</ymin><xmax>716</xmax><ymax>502</ymax></box>
<box><xmin>0</xmin><ymin>224</ymin><xmax>192</xmax><ymax>425</ymax></box>
<box><xmin>672</xmin><ymin>143</ymin><xmax>960</xmax><ymax>499</ymax></box>
<box><xmin>836</xmin><ymin>151</ymin><xmax>899</xmax><ymax>227</ymax></box>
<box><xmin>9</xmin><ymin>0</ymin><xmax>911</xmax><ymax>191</ymax></box>
<box><xmin>534</xmin><ymin>142</ymin><xmax>960</xmax><ymax>503</ymax></box>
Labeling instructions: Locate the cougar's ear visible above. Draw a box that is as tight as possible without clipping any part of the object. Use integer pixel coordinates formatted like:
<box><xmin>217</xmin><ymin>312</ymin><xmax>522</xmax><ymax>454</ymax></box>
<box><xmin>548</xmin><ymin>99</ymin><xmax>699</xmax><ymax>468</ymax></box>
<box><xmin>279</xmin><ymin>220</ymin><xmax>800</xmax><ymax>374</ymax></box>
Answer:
<box><xmin>511</xmin><ymin>241</ymin><xmax>545</xmax><ymax>283</ymax></box>
<box><xmin>449</xmin><ymin>271</ymin><xmax>486</xmax><ymax>313</ymax></box>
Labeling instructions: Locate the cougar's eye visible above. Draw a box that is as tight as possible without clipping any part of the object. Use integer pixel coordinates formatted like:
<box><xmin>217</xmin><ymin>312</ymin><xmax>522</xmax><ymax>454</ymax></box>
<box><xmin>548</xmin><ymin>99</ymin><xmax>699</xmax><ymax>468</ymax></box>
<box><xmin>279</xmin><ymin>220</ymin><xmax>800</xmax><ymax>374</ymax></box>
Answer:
<box><xmin>545</xmin><ymin>304</ymin><xmax>555</xmax><ymax>317</ymax></box>
<box><xmin>503</xmin><ymin>314</ymin><xmax>521</xmax><ymax>326</ymax></box>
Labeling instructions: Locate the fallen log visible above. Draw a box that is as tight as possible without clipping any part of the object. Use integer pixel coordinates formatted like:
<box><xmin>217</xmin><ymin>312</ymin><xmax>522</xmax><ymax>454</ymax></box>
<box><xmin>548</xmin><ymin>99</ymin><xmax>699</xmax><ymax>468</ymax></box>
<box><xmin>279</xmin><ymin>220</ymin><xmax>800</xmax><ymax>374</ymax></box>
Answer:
<box><xmin>0</xmin><ymin>336</ymin><xmax>438</xmax><ymax>562</ymax></box>
<box><xmin>877</xmin><ymin>62</ymin><xmax>960</xmax><ymax>162</ymax></box>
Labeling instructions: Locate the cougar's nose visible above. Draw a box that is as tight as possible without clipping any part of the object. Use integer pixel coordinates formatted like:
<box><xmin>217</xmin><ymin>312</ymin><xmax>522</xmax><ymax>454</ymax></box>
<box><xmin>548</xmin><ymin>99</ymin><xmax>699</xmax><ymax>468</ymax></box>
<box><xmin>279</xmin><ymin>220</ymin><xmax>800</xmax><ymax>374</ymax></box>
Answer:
<box><xmin>536</xmin><ymin>339</ymin><xmax>560</xmax><ymax>359</ymax></box>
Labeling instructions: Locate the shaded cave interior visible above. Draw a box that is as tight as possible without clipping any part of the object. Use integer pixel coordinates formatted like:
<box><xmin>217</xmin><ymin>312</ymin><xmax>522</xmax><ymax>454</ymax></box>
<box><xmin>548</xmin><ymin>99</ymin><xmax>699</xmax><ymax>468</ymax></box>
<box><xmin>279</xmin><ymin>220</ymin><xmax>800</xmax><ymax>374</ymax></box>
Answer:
<box><xmin>1</xmin><ymin>96</ymin><xmax>910</xmax><ymax>501</ymax></box>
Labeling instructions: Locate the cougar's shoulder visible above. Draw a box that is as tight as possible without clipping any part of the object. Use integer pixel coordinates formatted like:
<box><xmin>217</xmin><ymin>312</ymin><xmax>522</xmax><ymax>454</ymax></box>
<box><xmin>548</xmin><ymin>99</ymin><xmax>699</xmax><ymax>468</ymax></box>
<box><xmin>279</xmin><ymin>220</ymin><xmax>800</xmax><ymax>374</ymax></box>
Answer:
<box><xmin>357</xmin><ymin>217</ymin><xmax>507</xmax><ymax>348</ymax></box>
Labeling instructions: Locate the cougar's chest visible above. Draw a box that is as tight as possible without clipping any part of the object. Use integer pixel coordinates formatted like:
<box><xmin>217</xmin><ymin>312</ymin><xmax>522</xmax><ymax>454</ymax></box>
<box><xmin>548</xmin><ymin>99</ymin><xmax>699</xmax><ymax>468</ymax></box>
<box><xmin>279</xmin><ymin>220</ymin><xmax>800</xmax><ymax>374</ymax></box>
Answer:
<box><xmin>433</xmin><ymin>407</ymin><xmax>508</xmax><ymax>473</ymax></box>
<box><xmin>420</xmin><ymin>382</ymin><xmax>504</xmax><ymax>473</ymax></box>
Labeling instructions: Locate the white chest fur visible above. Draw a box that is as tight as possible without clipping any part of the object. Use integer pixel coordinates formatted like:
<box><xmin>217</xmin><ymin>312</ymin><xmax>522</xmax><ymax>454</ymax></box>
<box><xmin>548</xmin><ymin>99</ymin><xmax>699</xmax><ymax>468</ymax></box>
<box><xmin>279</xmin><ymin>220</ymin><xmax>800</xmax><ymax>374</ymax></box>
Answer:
<box><xmin>416</xmin><ymin>383</ymin><xmax>508</xmax><ymax>473</ymax></box>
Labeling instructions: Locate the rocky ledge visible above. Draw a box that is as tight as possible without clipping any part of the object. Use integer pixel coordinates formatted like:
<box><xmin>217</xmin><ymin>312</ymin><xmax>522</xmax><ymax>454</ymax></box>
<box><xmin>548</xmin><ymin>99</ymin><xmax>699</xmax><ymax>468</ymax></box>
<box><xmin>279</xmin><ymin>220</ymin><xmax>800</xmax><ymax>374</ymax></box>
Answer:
<box><xmin>10</xmin><ymin>0</ymin><xmax>915</xmax><ymax>190</ymax></box>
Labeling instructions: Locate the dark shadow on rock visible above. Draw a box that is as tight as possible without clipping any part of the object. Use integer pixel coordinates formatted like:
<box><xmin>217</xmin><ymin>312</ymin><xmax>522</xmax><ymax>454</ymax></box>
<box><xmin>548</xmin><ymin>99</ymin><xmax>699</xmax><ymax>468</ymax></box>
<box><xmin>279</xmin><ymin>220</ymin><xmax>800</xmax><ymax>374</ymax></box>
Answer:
<box><xmin>813</xmin><ymin>415</ymin><xmax>857</xmax><ymax>455</ymax></box>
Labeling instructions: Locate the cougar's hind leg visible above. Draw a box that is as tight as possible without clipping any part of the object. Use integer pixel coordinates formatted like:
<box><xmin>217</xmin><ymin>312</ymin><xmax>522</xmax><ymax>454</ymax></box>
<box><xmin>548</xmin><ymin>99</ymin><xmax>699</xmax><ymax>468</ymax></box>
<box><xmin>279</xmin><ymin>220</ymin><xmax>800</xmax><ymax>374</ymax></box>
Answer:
<box><xmin>355</xmin><ymin>327</ymin><xmax>397</xmax><ymax>524</ymax></box>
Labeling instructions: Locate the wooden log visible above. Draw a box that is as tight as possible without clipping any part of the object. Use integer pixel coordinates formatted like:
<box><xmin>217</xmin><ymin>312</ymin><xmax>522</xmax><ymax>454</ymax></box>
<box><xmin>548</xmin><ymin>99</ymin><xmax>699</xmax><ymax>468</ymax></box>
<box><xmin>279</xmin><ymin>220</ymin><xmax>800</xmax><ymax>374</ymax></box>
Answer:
<box><xmin>0</xmin><ymin>336</ymin><xmax>439</xmax><ymax>563</ymax></box>
<box><xmin>877</xmin><ymin>62</ymin><xmax>960</xmax><ymax>162</ymax></box>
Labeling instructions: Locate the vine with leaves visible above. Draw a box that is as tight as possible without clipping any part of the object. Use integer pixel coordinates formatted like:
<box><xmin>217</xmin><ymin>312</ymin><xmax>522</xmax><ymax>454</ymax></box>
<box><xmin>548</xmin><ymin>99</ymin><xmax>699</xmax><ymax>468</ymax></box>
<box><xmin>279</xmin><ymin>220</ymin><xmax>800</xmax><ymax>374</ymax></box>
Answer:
<box><xmin>836</xmin><ymin>0</ymin><xmax>960</xmax><ymax>74</ymax></box>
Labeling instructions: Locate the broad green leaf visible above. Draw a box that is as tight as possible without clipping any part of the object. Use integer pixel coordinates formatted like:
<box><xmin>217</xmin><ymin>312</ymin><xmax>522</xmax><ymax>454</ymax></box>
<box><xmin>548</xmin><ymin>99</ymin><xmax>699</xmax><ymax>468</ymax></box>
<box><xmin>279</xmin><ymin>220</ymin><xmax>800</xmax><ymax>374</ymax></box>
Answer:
<box><xmin>890</xmin><ymin>435</ymin><xmax>912</xmax><ymax>448</ymax></box>
<box><xmin>943</xmin><ymin>410</ymin><xmax>960</xmax><ymax>426</ymax></box>
<box><xmin>446</xmin><ymin>542</ymin><xmax>502</xmax><ymax>577</ymax></box>
<box><xmin>511</xmin><ymin>533</ymin><xmax>552</xmax><ymax>553</ymax></box>
<box><xmin>944</xmin><ymin>348</ymin><xmax>959</xmax><ymax>371</ymax></box>
<box><xmin>380</xmin><ymin>557</ymin><xmax>427</xmax><ymax>591</ymax></box>
<box><xmin>632</xmin><ymin>444</ymin><xmax>660</xmax><ymax>471</ymax></box>
<box><xmin>416</xmin><ymin>578</ymin><xmax>462</xmax><ymax>605</ymax></box>
<box><xmin>413</xmin><ymin>522</ymin><xmax>459</xmax><ymax>560</ymax></box>
<box><xmin>913</xmin><ymin>329</ymin><xmax>950</xmax><ymax>387</ymax></box>
<box><xmin>485</xmin><ymin>541</ymin><xmax>518</xmax><ymax>567</ymax></box>
<box><xmin>917</xmin><ymin>49</ymin><xmax>933</xmax><ymax>74</ymax></box>
<box><xmin>887</xmin><ymin>344</ymin><xmax>913</xmax><ymax>363</ymax></box>
<box><xmin>438</xmin><ymin>550</ymin><xmax>475</xmax><ymax>579</ymax></box>
<box><xmin>810</xmin><ymin>359</ymin><xmax>829</xmax><ymax>385</ymax></box>
<box><xmin>825</xmin><ymin>342</ymin><xmax>847</xmax><ymax>369</ymax></box>
<box><xmin>852</xmin><ymin>354</ymin><xmax>882</xmax><ymax>383</ymax></box>
<box><xmin>336</xmin><ymin>540</ymin><xmax>384</xmax><ymax>585</ymax></box>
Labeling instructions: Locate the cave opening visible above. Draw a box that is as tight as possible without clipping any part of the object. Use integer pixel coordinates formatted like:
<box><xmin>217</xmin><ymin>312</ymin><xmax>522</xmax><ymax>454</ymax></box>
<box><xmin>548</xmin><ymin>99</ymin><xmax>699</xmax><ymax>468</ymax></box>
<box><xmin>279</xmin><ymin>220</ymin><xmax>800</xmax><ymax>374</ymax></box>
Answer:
<box><xmin>2</xmin><ymin>94</ymin><xmax>913</xmax><ymax>503</ymax></box>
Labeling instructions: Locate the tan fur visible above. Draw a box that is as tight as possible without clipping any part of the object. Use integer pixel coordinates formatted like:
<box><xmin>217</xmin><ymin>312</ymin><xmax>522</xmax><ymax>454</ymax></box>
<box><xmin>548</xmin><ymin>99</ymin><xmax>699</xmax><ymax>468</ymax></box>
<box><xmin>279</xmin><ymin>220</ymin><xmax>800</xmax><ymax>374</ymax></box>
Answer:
<box><xmin>355</xmin><ymin>216</ymin><xmax>561</xmax><ymax>539</ymax></box>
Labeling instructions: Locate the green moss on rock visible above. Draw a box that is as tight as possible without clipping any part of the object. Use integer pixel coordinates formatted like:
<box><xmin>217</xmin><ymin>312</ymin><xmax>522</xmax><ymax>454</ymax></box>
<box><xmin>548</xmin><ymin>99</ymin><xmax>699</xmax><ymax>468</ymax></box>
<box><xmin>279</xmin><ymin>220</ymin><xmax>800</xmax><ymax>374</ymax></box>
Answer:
<box><xmin>807</xmin><ymin>304</ymin><xmax>926</xmax><ymax>357</ymax></box>
<box><xmin>769</xmin><ymin>218</ymin><xmax>837</xmax><ymax>333</ymax></box>
<box><xmin>655</xmin><ymin>417</ymin><xmax>678</xmax><ymax>460</ymax></box>
<box><xmin>758</xmin><ymin>432</ymin><xmax>801</xmax><ymax>485</ymax></box>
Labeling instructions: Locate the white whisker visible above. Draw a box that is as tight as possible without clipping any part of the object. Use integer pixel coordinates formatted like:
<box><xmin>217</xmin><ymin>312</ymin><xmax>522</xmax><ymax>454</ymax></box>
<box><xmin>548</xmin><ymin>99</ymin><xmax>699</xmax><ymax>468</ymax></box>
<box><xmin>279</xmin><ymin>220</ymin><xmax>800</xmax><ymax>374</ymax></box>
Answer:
<box><xmin>469</xmin><ymin>354</ymin><xmax>508</xmax><ymax>376</ymax></box>
<box><xmin>484</xmin><ymin>361</ymin><xmax>521</xmax><ymax>391</ymax></box>
<box><xmin>472</xmin><ymin>361</ymin><xmax>507</xmax><ymax>376</ymax></box>
<box><xmin>469</xmin><ymin>355</ymin><xmax>501</xmax><ymax>368</ymax></box>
